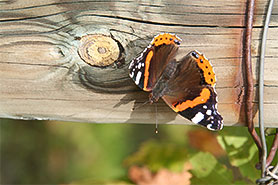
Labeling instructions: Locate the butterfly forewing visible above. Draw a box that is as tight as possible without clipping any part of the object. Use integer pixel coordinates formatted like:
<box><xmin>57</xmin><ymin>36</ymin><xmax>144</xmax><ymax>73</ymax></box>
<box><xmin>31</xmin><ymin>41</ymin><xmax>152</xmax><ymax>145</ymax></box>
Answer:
<box><xmin>129</xmin><ymin>33</ymin><xmax>181</xmax><ymax>91</ymax></box>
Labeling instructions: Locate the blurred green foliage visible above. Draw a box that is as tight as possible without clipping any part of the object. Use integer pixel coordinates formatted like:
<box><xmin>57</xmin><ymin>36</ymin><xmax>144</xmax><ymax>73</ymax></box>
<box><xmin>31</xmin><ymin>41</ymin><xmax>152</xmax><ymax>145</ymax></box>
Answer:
<box><xmin>124</xmin><ymin>139</ymin><xmax>188</xmax><ymax>172</ymax></box>
<box><xmin>0</xmin><ymin>118</ymin><xmax>276</xmax><ymax>184</ymax></box>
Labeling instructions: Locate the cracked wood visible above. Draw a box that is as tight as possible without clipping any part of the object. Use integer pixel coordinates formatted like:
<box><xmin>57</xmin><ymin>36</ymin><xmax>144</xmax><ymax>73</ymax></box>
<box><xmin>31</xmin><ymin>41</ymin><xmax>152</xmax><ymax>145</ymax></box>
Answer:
<box><xmin>0</xmin><ymin>0</ymin><xmax>277</xmax><ymax>127</ymax></box>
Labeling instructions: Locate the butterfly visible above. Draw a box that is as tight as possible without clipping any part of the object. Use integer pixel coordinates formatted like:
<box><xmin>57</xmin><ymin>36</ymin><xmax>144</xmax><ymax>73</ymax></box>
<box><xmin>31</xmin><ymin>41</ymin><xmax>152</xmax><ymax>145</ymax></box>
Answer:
<box><xmin>129</xmin><ymin>33</ymin><xmax>223</xmax><ymax>131</ymax></box>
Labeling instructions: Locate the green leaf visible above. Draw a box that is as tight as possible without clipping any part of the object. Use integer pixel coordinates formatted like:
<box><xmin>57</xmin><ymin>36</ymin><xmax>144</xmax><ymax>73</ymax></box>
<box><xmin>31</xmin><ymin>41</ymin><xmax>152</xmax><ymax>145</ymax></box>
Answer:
<box><xmin>217</xmin><ymin>127</ymin><xmax>261</xmax><ymax>183</ymax></box>
<box><xmin>217</xmin><ymin>135</ymin><xmax>248</xmax><ymax>151</ymax></box>
<box><xmin>124</xmin><ymin>140</ymin><xmax>188</xmax><ymax>172</ymax></box>
<box><xmin>237</xmin><ymin>144</ymin><xmax>260</xmax><ymax>182</ymax></box>
<box><xmin>190</xmin><ymin>152</ymin><xmax>234</xmax><ymax>184</ymax></box>
<box><xmin>231</xmin><ymin>141</ymin><xmax>258</xmax><ymax>166</ymax></box>
<box><xmin>189</xmin><ymin>152</ymin><xmax>217</xmax><ymax>178</ymax></box>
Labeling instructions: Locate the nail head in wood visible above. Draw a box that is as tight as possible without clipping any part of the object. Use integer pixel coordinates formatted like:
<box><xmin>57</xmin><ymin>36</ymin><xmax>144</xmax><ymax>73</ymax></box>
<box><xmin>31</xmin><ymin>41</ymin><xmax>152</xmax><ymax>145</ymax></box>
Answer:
<box><xmin>78</xmin><ymin>34</ymin><xmax>120</xmax><ymax>67</ymax></box>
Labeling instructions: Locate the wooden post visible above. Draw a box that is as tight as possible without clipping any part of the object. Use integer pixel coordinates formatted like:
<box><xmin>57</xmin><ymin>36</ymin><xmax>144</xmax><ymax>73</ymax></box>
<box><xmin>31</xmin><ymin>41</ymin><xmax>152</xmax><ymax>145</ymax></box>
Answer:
<box><xmin>0</xmin><ymin>0</ymin><xmax>277</xmax><ymax>127</ymax></box>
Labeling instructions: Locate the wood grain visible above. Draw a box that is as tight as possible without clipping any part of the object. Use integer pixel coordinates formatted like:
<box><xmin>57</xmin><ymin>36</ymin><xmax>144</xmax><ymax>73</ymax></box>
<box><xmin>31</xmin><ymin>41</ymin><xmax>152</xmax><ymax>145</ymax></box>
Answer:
<box><xmin>0</xmin><ymin>0</ymin><xmax>277</xmax><ymax>127</ymax></box>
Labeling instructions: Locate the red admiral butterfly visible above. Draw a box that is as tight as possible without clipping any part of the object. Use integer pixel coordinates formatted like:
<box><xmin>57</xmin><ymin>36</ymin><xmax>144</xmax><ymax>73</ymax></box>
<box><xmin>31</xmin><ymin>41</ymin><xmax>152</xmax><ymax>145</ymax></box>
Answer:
<box><xmin>129</xmin><ymin>33</ymin><xmax>223</xmax><ymax>131</ymax></box>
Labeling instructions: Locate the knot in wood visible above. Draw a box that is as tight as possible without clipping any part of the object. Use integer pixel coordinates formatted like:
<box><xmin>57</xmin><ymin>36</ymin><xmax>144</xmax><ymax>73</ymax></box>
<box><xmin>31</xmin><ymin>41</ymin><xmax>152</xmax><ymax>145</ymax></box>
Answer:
<box><xmin>78</xmin><ymin>34</ymin><xmax>120</xmax><ymax>67</ymax></box>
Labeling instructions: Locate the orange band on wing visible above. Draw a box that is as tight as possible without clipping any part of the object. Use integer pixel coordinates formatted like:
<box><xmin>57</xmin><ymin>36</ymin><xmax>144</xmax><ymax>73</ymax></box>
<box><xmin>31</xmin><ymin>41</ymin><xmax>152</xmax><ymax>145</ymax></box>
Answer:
<box><xmin>151</xmin><ymin>33</ymin><xmax>182</xmax><ymax>47</ymax></box>
<box><xmin>172</xmin><ymin>88</ymin><xmax>211</xmax><ymax>112</ymax></box>
<box><xmin>195</xmin><ymin>54</ymin><xmax>216</xmax><ymax>86</ymax></box>
<box><xmin>143</xmin><ymin>50</ymin><xmax>153</xmax><ymax>91</ymax></box>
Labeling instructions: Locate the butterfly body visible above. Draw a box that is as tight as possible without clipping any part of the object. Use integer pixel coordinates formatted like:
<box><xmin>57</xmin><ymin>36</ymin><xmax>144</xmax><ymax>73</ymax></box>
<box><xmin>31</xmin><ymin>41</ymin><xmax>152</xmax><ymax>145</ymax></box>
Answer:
<box><xmin>149</xmin><ymin>60</ymin><xmax>177</xmax><ymax>103</ymax></box>
<box><xmin>129</xmin><ymin>33</ymin><xmax>223</xmax><ymax>131</ymax></box>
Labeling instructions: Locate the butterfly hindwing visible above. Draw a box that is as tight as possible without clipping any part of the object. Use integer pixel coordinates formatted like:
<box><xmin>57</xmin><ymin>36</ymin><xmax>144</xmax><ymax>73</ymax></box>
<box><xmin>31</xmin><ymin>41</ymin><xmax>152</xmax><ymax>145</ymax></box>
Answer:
<box><xmin>164</xmin><ymin>86</ymin><xmax>223</xmax><ymax>130</ymax></box>
<box><xmin>162</xmin><ymin>51</ymin><xmax>223</xmax><ymax>131</ymax></box>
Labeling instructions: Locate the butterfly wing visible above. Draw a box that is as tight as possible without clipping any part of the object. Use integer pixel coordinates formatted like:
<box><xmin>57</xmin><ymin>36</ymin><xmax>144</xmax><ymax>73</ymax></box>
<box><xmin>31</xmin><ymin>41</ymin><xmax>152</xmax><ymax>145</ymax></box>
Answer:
<box><xmin>129</xmin><ymin>33</ymin><xmax>181</xmax><ymax>91</ymax></box>
<box><xmin>162</xmin><ymin>51</ymin><xmax>223</xmax><ymax>130</ymax></box>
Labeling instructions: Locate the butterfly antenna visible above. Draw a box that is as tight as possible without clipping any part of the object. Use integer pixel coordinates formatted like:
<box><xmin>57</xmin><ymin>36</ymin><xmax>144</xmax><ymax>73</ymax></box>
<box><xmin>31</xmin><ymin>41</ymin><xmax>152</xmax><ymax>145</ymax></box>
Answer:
<box><xmin>131</xmin><ymin>100</ymin><xmax>150</xmax><ymax>111</ymax></box>
<box><xmin>155</xmin><ymin>104</ymin><xmax>159</xmax><ymax>134</ymax></box>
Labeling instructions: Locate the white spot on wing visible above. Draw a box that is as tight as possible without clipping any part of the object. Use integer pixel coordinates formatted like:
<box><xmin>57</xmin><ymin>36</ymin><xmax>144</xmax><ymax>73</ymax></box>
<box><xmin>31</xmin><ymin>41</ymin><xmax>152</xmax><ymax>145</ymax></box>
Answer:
<box><xmin>206</xmin><ymin>124</ymin><xmax>216</xmax><ymax>131</ymax></box>
<box><xmin>137</xmin><ymin>53</ymin><xmax>143</xmax><ymax>61</ymax></box>
<box><xmin>215</xmin><ymin>96</ymin><xmax>219</xmax><ymax>102</ymax></box>
<box><xmin>130</xmin><ymin>72</ymin><xmax>134</xmax><ymax>78</ymax></box>
<box><xmin>129</xmin><ymin>60</ymin><xmax>134</xmax><ymax>69</ymax></box>
<box><xmin>219</xmin><ymin>123</ymin><xmax>224</xmax><ymax>130</ymax></box>
<box><xmin>191</xmin><ymin>112</ymin><xmax>204</xmax><ymax>124</ymax></box>
<box><xmin>203</xmin><ymin>105</ymin><xmax>207</xmax><ymax>109</ymax></box>
<box><xmin>206</xmin><ymin>110</ymin><xmax>212</xmax><ymax>116</ymax></box>
<box><xmin>138</xmin><ymin>63</ymin><xmax>141</xmax><ymax>69</ymax></box>
<box><xmin>135</xmin><ymin>71</ymin><xmax>142</xmax><ymax>85</ymax></box>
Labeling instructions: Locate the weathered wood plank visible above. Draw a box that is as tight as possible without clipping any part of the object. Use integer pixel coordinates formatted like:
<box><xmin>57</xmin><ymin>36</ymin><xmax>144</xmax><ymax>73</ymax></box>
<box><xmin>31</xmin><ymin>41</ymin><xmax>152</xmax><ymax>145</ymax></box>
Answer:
<box><xmin>0</xmin><ymin>0</ymin><xmax>277</xmax><ymax>127</ymax></box>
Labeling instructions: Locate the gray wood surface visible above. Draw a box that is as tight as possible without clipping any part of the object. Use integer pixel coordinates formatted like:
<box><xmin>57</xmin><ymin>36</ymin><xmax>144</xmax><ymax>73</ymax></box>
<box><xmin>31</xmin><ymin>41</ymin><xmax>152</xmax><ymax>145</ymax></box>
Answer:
<box><xmin>0</xmin><ymin>0</ymin><xmax>277</xmax><ymax>127</ymax></box>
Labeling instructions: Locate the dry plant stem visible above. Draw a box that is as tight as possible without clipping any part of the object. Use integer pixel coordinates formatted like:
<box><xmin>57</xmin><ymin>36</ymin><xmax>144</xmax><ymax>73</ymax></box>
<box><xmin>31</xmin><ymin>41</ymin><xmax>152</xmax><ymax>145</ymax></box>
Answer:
<box><xmin>244</xmin><ymin>0</ymin><xmax>263</xmax><ymax>155</ymax></box>
<box><xmin>266</xmin><ymin>130</ymin><xmax>278</xmax><ymax>168</ymax></box>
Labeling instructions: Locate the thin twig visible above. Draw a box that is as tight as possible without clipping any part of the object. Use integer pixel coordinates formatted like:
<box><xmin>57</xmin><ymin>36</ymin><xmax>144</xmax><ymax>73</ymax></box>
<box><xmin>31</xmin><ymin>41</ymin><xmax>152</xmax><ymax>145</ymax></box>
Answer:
<box><xmin>244</xmin><ymin>0</ymin><xmax>262</xmax><ymax>155</ymax></box>
<box><xmin>266</xmin><ymin>130</ymin><xmax>278</xmax><ymax>168</ymax></box>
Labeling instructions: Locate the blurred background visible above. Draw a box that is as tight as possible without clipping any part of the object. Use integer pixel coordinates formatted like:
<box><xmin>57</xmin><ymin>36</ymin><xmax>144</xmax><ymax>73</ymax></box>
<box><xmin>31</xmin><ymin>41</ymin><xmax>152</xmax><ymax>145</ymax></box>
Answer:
<box><xmin>1</xmin><ymin>119</ymin><xmax>276</xmax><ymax>184</ymax></box>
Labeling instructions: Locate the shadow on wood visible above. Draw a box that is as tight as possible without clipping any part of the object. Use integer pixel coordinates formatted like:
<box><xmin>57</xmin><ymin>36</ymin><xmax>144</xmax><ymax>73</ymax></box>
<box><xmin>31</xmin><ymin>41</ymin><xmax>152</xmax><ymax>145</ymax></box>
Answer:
<box><xmin>0</xmin><ymin>0</ymin><xmax>277</xmax><ymax>127</ymax></box>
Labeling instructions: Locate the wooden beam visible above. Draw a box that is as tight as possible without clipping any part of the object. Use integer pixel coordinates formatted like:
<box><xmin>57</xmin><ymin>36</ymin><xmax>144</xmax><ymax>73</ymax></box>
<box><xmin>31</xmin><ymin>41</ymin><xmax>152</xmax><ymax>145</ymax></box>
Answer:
<box><xmin>0</xmin><ymin>0</ymin><xmax>277</xmax><ymax>127</ymax></box>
